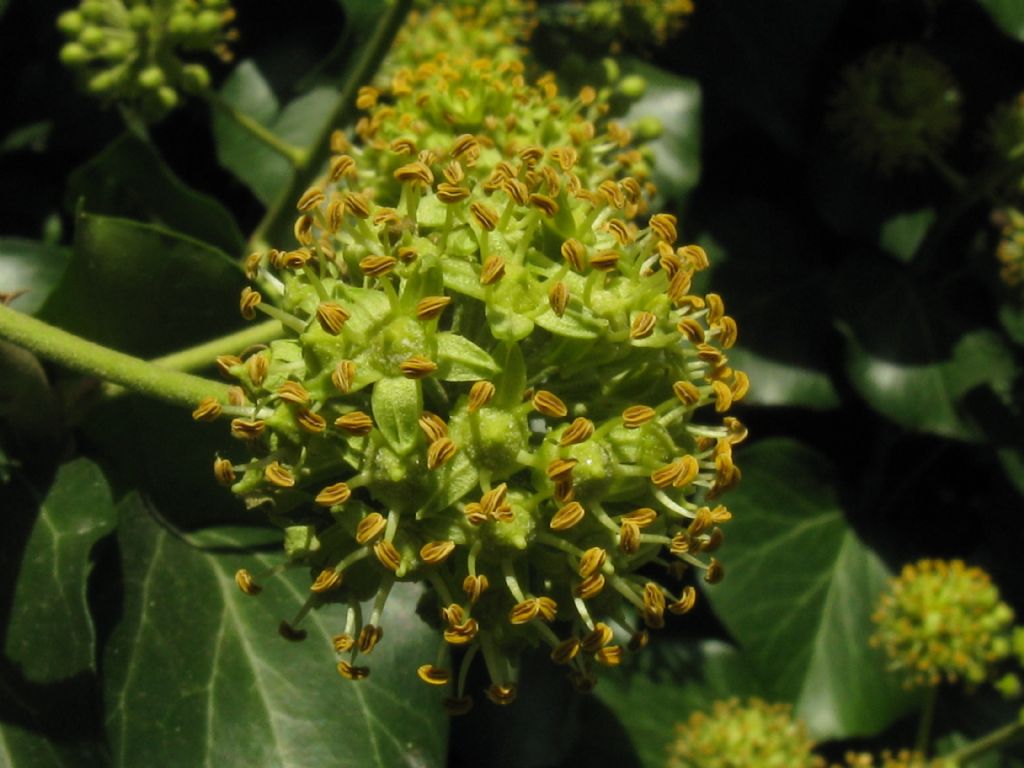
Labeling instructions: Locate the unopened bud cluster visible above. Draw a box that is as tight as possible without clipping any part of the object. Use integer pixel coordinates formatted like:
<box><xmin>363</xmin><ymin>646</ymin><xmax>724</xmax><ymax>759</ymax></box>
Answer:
<box><xmin>200</xmin><ymin>1</ymin><xmax>746</xmax><ymax>712</ymax></box>
<box><xmin>57</xmin><ymin>0</ymin><xmax>235</xmax><ymax>119</ymax></box>
<box><xmin>667</xmin><ymin>698</ymin><xmax>823</xmax><ymax>768</ymax></box>
<box><xmin>828</xmin><ymin>45</ymin><xmax>961</xmax><ymax>174</ymax></box>
<box><xmin>871</xmin><ymin>559</ymin><xmax>1014</xmax><ymax>689</ymax></box>
<box><xmin>994</xmin><ymin>207</ymin><xmax>1024</xmax><ymax>290</ymax></box>
<box><xmin>559</xmin><ymin>0</ymin><xmax>695</xmax><ymax>50</ymax></box>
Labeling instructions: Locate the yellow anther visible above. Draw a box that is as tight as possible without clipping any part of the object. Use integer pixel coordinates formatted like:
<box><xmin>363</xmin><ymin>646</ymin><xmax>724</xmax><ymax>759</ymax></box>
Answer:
<box><xmin>560</xmin><ymin>417</ymin><xmax>594</xmax><ymax>446</ymax></box>
<box><xmin>712</xmin><ymin>380</ymin><xmax>734</xmax><ymax>413</ymax></box>
<box><xmin>359</xmin><ymin>255</ymin><xmax>398</xmax><ymax>277</ymax></box>
<box><xmin>373</xmin><ymin>539</ymin><xmax>401</xmax><ymax>571</ymax></box>
<box><xmin>580</xmin><ymin>622</ymin><xmax>614</xmax><ymax>653</ymax></box>
<box><xmin>328</xmin><ymin>154</ymin><xmax>357</xmax><ymax>182</ymax></box>
<box><xmin>296</xmin><ymin>408</ymin><xmax>327</xmax><ymax>433</ymax></box>
<box><xmin>574</xmin><ymin>572</ymin><xmax>606</xmax><ymax>599</ymax></box>
<box><xmin>550</xmin><ymin>500</ymin><xmax>585</xmax><ymax>531</ymax></box>
<box><xmin>417</xmin><ymin>664</ymin><xmax>451</xmax><ymax>686</ymax></box>
<box><xmin>578</xmin><ymin>547</ymin><xmax>607</xmax><ymax>579</ymax></box>
<box><xmin>548</xmin><ymin>281</ymin><xmax>569</xmax><ymax>317</ymax></box>
<box><xmin>480</xmin><ymin>255</ymin><xmax>506</xmax><ymax>286</ymax></box>
<box><xmin>619</xmin><ymin>520</ymin><xmax>641</xmax><ymax>554</ymax></box>
<box><xmin>590</xmin><ymin>250</ymin><xmax>620</xmax><ymax>271</ymax></box>
<box><xmin>468</xmin><ymin>380</ymin><xmax>496</xmax><ymax>413</ymax></box>
<box><xmin>234</xmin><ymin>568</ymin><xmax>261</xmax><ymax>596</ymax></box>
<box><xmin>705</xmin><ymin>558</ymin><xmax>725</xmax><ymax>584</ymax></box>
<box><xmin>336</xmin><ymin>660</ymin><xmax>370</xmax><ymax>681</ymax></box>
<box><xmin>550</xmin><ymin>637</ymin><xmax>581</xmax><ymax>665</ymax></box>
<box><xmin>191</xmin><ymin>396</ymin><xmax>222</xmax><ymax>422</ymax></box>
<box><xmin>316</xmin><ymin>302</ymin><xmax>351</xmax><ymax>335</ymax></box>
<box><xmin>672</xmin><ymin>380</ymin><xmax>701</xmax><ymax>406</ymax></box>
<box><xmin>649</xmin><ymin>213</ymin><xmax>678</xmax><ymax>243</ymax></box>
<box><xmin>622</xmin><ymin>405</ymin><xmax>656</xmax><ymax>428</ymax></box>
<box><xmin>264</xmin><ymin>461</ymin><xmax>295</xmax><ymax>488</ymax></box>
<box><xmin>393</xmin><ymin>160</ymin><xmax>434</xmax><ymax>186</ymax></box>
<box><xmin>399</xmin><ymin>355</ymin><xmax>438</xmax><ymax>379</ymax></box>
<box><xmin>310</xmin><ymin>568</ymin><xmax>343</xmax><ymax>593</ymax></box>
<box><xmin>296</xmin><ymin>186</ymin><xmax>325</xmax><ymax>212</ymax></box>
<box><xmin>546</xmin><ymin>457</ymin><xmax>578</xmax><ymax>481</ymax></box>
<box><xmin>230</xmin><ymin>417</ymin><xmax>265</xmax><ymax>440</ymax></box>
<box><xmin>622</xmin><ymin>507</ymin><xmax>658</xmax><ymax>528</ymax></box>
<box><xmin>358</xmin><ymin>624</ymin><xmax>383</xmax><ymax>654</ymax></box>
<box><xmin>463</xmin><ymin>574</ymin><xmax>489</xmax><ymax>603</ymax></box>
<box><xmin>213</xmin><ymin>458</ymin><xmax>236</xmax><ymax>486</ymax></box>
<box><xmin>334</xmin><ymin>410</ymin><xmax>374</xmax><ymax>435</ymax></box>
<box><xmin>669</xmin><ymin>586</ymin><xmax>698</xmax><ymax>615</ymax></box>
<box><xmin>276</xmin><ymin>380</ymin><xmax>310</xmax><ymax>405</ymax></box>
<box><xmin>417</xmin><ymin>412</ymin><xmax>448</xmax><ymax>442</ymax></box>
<box><xmin>355</xmin><ymin>513</ymin><xmax>387</xmax><ymax>545</ymax></box>
<box><xmin>315</xmin><ymin>482</ymin><xmax>351</xmax><ymax>507</ymax></box>
<box><xmin>436</xmin><ymin>183</ymin><xmax>471</xmax><ymax>203</ymax></box>
<box><xmin>427</xmin><ymin>437</ymin><xmax>458</xmax><ymax>469</ymax></box>
<box><xmin>332</xmin><ymin>360</ymin><xmax>357</xmax><ymax>393</ymax></box>
<box><xmin>529</xmin><ymin>193</ymin><xmax>559</xmax><ymax>217</ymax></box>
<box><xmin>239</xmin><ymin>286</ymin><xmax>261</xmax><ymax>320</ymax></box>
<box><xmin>470</xmin><ymin>201</ymin><xmax>500</xmax><ymax>231</ymax></box>
<box><xmin>595</xmin><ymin>645</ymin><xmax>623</xmax><ymax>666</ymax></box>
<box><xmin>676</xmin><ymin>317</ymin><xmax>705</xmax><ymax>344</ymax></box>
<box><xmin>532</xmin><ymin>390</ymin><xmax>567</xmax><ymax>418</ymax></box>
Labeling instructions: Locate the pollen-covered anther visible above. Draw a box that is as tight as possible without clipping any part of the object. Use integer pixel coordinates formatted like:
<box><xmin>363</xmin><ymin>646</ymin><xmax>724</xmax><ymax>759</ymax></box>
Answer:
<box><xmin>537</xmin><ymin>596</ymin><xmax>558</xmax><ymax>621</ymax></box>
<box><xmin>575</xmin><ymin>572</ymin><xmax>606</xmax><ymax>599</ymax></box>
<box><xmin>561</xmin><ymin>238</ymin><xmax>587</xmax><ymax>272</ymax></box>
<box><xmin>550</xmin><ymin>637</ymin><xmax>580</xmax><ymax>665</ymax></box>
<box><xmin>420</xmin><ymin>540</ymin><xmax>456</xmax><ymax>566</ymax></box>
<box><xmin>679</xmin><ymin>244</ymin><xmax>710</xmax><ymax>270</ymax></box>
<box><xmin>676</xmin><ymin>317</ymin><xmax>705</xmax><ymax>344</ymax></box>
<box><xmin>509</xmin><ymin>598</ymin><xmax>541</xmax><ymax>624</ymax></box>
<box><xmin>479</xmin><ymin>255</ymin><xmax>506</xmax><ymax>286</ymax></box>
<box><xmin>192</xmin><ymin>396</ymin><xmax>222</xmax><ymax>422</ymax></box>
<box><xmin>335</xmin><ymin>410</ymin><xmax>374</xmax><ymax>436</ymax></box>
<box><xmin>651</xmin><ymin>455</ymin><xmax>699</xmax><ymax>488</ymax></box>
<box><xmin>374</xmin><ymin>540</ymin><xmax>401</xmax><ymax>571</ymax></box>
<box><xmin>393</xmin><ymin>160</ymin><xmax>434</xmax><ymax>187</ymax></box>
<box><xmin>673</xmin><ymin>380</ymin><xmax>701</xmax><ymax>406</ymax></box>
<box><xmin>296</xmin><ymin>185</ymin><xmax>325</xmax><ymax>212</ymax></box>
<box><xmin>417</xmin><ymin>664</ymin><xmax>450</xmax><ymax>685</ymax></box>
<box><xmin>436</xmin><ymin>182</ymin><xmax>471</xmax><ymax>204</ymax></box>
<box><xmin>293</xmin><ymin>215</ymin><xmax>314</xmax><ymax>246</ymax></box>
<box><xmin>358</xmin><ymin>624</ymin><xmax>384</xmax><ymax>654</ymax></box>
<box><xmin>731</xmin><ymin>370</ymin><xmax>750</xmax><ymax>402</ymax></box>
<box><xmin>463</xmin><ymin>574</ymin><xmax>489</xmax><ymax>603</ymax></box>
<box><xmin>532</xmin><ymin>389</ymin><xmax>568</xmax><ymax>418</ymax></box>
<box><xmin>604</xmin><ymin>218</ymin><xmax>633</xmax><ymax>245</ymax></box>
<box><xmin>550</xmin><ymin>501</ymin><xmax>585</xmax><ymax>530</ymax></box>
<box><xmin>578</xmin><ymin>547</ymin><xmax>607</xmax><ymax>579</ymax></box>
<box><xmin>597</xmin><ymin>180</ymin><xmax>625</xmax><ymax>209</ymax></box>
<box><xmin>622</xmin><ymin>405</ymin><xmax>656</xmax><ymax>428</ymax></box>
<box><xmin>529</xmin><ymin>193</ymin><xmax>559</xmax><ymax>217</ymax></box>
<box><xmin>669</xmin><ymin>586</ymin><xmax>698</xmax><ymax>615</ymax></box>
<box><xmin>623</xmin><ymin>507</ymin><xmax>658</xmax><ymax>528</ymax></box>
<box><xmin>235</xmin><ymin>568</ymin><xmax>261</xmax><ymax>596</ymax></box>
<box><xmin>443</xmin><ymin>618</ymin><xmax>479</xmax><ymax>645</ymax></box>
<box><xmin>468</xmin><ymin>380</ymin><xmax>496</xmax><ymax>412</ymax></box>
<box><xmin>705</xmin><ymin>558</ymin><xmax>725</xmax><ymax>584</ymax></box>
<box><xmin>560</xmin><ymin>417</ymin><xmax>594</xmax><ymax>446</ymax></box>
<box><xmin>343</xmin><ymin>192</ymin><xmax>371</xmax><ymax>220</ymax></box>
<box><xmin>395</xmin><ymin>355</ymin><xmax>435</xmax><ymax>379</ymax></box>
<box><xmin>630</xmin><ymin>312</ymin><xmax>657</xmax><ymax>340</ymax></box>
<box><xmin>332</xmin><ymin>633</ymin><xmax>354</xmax><ymax>653</ymax></box>
<box><xmin>277</xmin><ymin>380</ymin><xmax>310</xmax><ymax>405</ymax></box>
<box><xmin>501</xmin><ymin>177</ymin><xmax>530</xmax><ymax>205</ymax></box>
<box><xmin>331</xmin><ymin>360</ymin><xmax>357</xmax><ymax>393</ymax></box>
<box><xmin>239</xmin><ymin>286</ymin><xmax>262</xmax><ymax>319</ymax></box>
<box><xmin>264</xmin><ymin>461</ymin><xmax>295</xmax><ymax>488</ymax></box>
<box><xmin>595</xmin><ymin>645</ymin><xmax>623</xmax><ymax>667</ymax></box>
<box><xmin>427</xmin><ymin>437</ymin><xmax>458</xmax><ymax>469</ymax></box>
<box><xmin>315</xmin><ymin>482</ymin><xmax>351</xmax><ymax>507</ymax></box>
<box><xmin>230</xmin><ymin>417</ymin><xmax>265</xmax><ymax>440</ymax></box>
<box><xmin>355</xmin><ymin>512</ymin><xmax>387</xmax><ymax>545</ymax></box>
<box><xmin>215</xmin><ymin>354</ymin><xmax>242</xmax><ymax>378</ymax></box>
<box><xmin>246</xmin><ymin>353</ymin><xmax>268</xmax><ymax>387</ymax></box>
<box><xmin>316</xmin><ymin>302</ymin><xmax>351</xmax><ymax>335</ymax></box>
<box><xmin>463</xmin><ymin>502</ymin><xmax>488</xmax><ymax>526</ymax></box>
<box><xmin>649</xmin><ymin>213</ymin><xmax>678</xmax><ymax>244</ymax></box>
<box><xmin>548</xmin><ymin>281</ymin><xmax>569</xmax><ymax>317</ymax></box>
<box><xmin>580</xmin><ymin>622</ymin><xmax>614</xmax><ymax>654</ymax></box>
<box><xmin>712</xmin><ymin>380</ymin><xmax>734</xmax><ymax>413</ymax></box>
<box><xmin>450</xmin><ymin>133</ymin><xmax>479</xmax><ymax>160</ymax></box>
<box><xmin>643</xmin><ymin>583</ymin><xmax>667</xmax><ymax>629</ymax></box>
<box><xmin>418</xmin><ymin>412</ymin><xmax>448</xmax><ymax>442</ymax></box>
<box><xmin>619</xmin><ymin>520</ymin><xmax>641</xmax><ymax>555</ymax></box>
<box><xmin>337</xmin><ymin>661</ymin><xmax>370</xmax><ymax>681</ymax></box>
<box><xmin>590</xmin><ymin>250</ymin><xmax>619</xmax><ymax>272</ymax></box>
<box><xmin>328</xmin><ymin>154</ymin><xmax>357</xmax><ymax>182</ymax></box>
<box><xmin>714</xmin><ymin>316</ymin><xmax>739</xmax><ymax>349</ymax></box>
<box><xmin>310</xmin><ymin>568</ymin><xmax>343</xmax><ymax>593</ymax></box>
<box><xmin>486</xmin><ymin>684</ymin><xmax>517</xmax><ymax>706</ymax></box>
<box><xmin>724</xmin><ymin>417</ymin><xmax>749</xmax><ymax>444</ymax></box>
<box><xmin>389</xmin><ymin>137</ymin><xmax>417</xmax><ymax>156</ymax></box>
<box><xmin>546</xmin><ymin>457</ymin><xmax>578</xmax><ymax>482</ymax></box>
<box><xmin>296</xmin><ymin>409</ymin><xmax>327</xmax><ymax>433</ymax></box>
<box><xmin>470</xmin><ymin>201</ymin><xmax>500</xmax><ymax>231</ymax></box>
<box><xmin>688</xmin><ymin>506</ymin><xmax>715</xmax><ymax>538</ymax></box>
<box><xmin>360</xmin><ymin>255</ymin><xmax>398</xmax><ymax>277</ymax></box>
<box><xmin>213</xmin><ymin>457</ymin><xmax>236</xmax><ymax>486</ymax></box>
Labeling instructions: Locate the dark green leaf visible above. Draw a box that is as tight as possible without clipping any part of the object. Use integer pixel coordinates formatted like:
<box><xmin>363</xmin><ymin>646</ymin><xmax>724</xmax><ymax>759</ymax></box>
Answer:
<box><xmin>843</xmin><ymin>326</ymin><xmax>1017</xmax><ymax>441</ymax></box>
<box><xmin>977</xmin><ymin>0</ymin><xmax>1024</xmax><ymax>40</ymax></box>
<box><xmin>40</xmin><ymin>212</ymin><xmax>245</xmax><ymax>356</ymax></box>
<box><xmin>212</xmin><ymin>61</ymin><xmax>336</xmax><ymax>205</ymax></box>
<box><xmin>593</xmin><ymin>639</ymin><xmax>767</xmax><ymax>767</ymax></box>
<box><xmin>104</xmin><ymin>495</ymin><xmax>448</xmax><ymax>767</ymax></box>
<box><xmin>703</xmin><ymin>439</ymin><xmax>918</xmax><ymax>739</ymax></box>
<box><xmin>0</xmin><ymin>706</ymin><xmax>107</xmax><ymax>768</ymax></box>
<box><xmin>619</xmin><ymin>60</ymin><xmax>702</xmax><ymax>205</ymax></box>
<box><xmin>0</xmin><ymin>341</ymin><xmax>60</xmax><ymax>449</ymax></box>
<box><xmin>65</xmin><ymin>133</ymin><xmax>245</xmax><ymax>255</ymax></box>
<box><xmin>0</xmin><ymin>238</ymin><xmax>71</xmax><ymax>316</ymax></box>
<box><xmin>879</xmin><ymin>209</ymin><xmax>936</xmax><ymax>264</ymax></box>
<box><xmin>5</xmin><ymin>459</ymin><xmax>115</xmax><ymax>682</ymax></box>
<box><xmin>1</xmin><ymin>121</ymin><xmax>52</xmax><ymax>155</ymax></box>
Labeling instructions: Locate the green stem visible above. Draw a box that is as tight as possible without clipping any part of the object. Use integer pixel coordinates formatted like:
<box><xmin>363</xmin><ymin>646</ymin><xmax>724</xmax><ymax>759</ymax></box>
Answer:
<box><xmin>944</xmin><ymin>719</ymin><xmax>1024</xmax><ymax>766</ymax></box>
<box><xmin>915</xmin><ymin>684</ymin><xmax>938</xmax><ymax>756</ymax></box>
<box><xmin>246</xmin><ymin>0</ymin><xmax>413</xmax><ymax>253</ymax></box>
<box><xmin>150</xmin><ymin>319</ymin><xmax>284</xmax><ymax>373</ymax></box>
<box><xmin>0</xmin><ymin>303</ymin><xmax>229</xmax><ymax>409</ymax></box>
<box><xmin>201</xmin><ymin>88</ymin><xmax>306</xmax><ymax>167</ymax></box>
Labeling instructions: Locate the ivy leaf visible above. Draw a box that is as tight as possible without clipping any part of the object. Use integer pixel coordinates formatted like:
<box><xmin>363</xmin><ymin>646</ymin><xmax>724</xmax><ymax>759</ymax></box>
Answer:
<box><xmin>64</xmin><ymin>133</ymin><xmax>245</xmax><ymax>255</ymax></box>
<box><xmin>703</xmin><ymin>439</ymin><xmax>918</xmax><ymax>739</ymax></box>
<box><xmin>5</xmin><ymin>459</ymin><xmax>115</xmax><ymax>682</ymax></box>
<box><xmin>212</xmin><ymin>61</ymin><xmax>335</xmax><ymax>205</ymax></box>
<box><xmin>104</xmin><ymin>495</ymin><xmax>448</xmax><ymax>767</ymax></box>
<box><xmin>619</xmin><ymin>59</ymin><xmax>702</xmax><ymax>206</ymax></box>
<box><xmin>0</xmin><ymin>238</ymin><xmax>70</xmax><ymax>316</ymax></box>
<box><xmin>977</xmin><ymin>0</ymin><xmax>1024</xmax><ymax>41</ymax></box>
<box><xmin>40</xmin><ymin>212</ymin><xmax>245</xmax><ymax>356</ymax></box>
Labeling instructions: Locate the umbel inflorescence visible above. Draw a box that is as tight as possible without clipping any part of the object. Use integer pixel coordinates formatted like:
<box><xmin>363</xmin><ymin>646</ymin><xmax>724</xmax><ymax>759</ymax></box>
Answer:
<box><xmin>196</xmin><ymin>2</ymin><xmax>746</xmax><ymax>712</ymax></box>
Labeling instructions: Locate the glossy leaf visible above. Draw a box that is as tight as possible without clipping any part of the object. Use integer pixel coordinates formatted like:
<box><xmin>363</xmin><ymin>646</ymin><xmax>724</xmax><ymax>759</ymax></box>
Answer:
<box><xmin>619</xmin><ymin>59</ymin><xmax>702</xmax><ymax>205</ymax></box>
<box><xmin>40</xmin><ymin>212</ymin><xmax>245</xmax><ymax>356</ymax></box>
<box><xmin>5</xmin><ymin>459</ymin><xmax>115</xmax><ymax>682</ymax></box>
<box><xmin>977</xmin><ymin>0</ymin><xmax>1024</xmax><ymax>40</ymax></box>
<box><xmin>879</xmin><ymin>209</ymin><xmax>936</xmax><ymax>264</ymax></box>
<box><xmin>104</xmin><ymin>495</ymin><xmax>448</xmax><ymax>767</ymax></box>
<box><xmin>0</xmin><ymin>238</ymin><xmax>70</xmax><ymax>315</ymax></box>
<box><xmin>727</xmin><ymin>346</ymin><xmax>840</xmax><ymax>411</ymax></box>
<box><xmin>703</xmin><ymin>439</ymin><xmax>917</xmax><ymax>739</ymax></box>
<box><xmin>212</xmin><ymin>61</ymin><xmax>335</xmax><ymax>205</ymax></box>
<box><xmin>65</xmin><ymin>133</ymin><xmax>244</xmax><ymax>255</ymax></box>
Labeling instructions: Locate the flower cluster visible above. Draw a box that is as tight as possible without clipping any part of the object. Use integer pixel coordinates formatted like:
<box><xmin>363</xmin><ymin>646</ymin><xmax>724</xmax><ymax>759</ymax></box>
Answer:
<box><xmin>57</xmin><ymin>0</ymin><xmax>235</xmax><ymax>120</ymax></box>
<box><xmin>550</xmin><ymin>0</ymin><xmax>695</xmax><ymax>51</ymax></box>
<box><xmin>666</xmin><ymin>698</ymin><xmax>823</xmax><ymax>768</ymax></box>
<box><xmin>995</xmin><ymin>207</ymin><xmax>1024</xmax><ymax>290</ymax></box>
<box><xmin>828</xmin><ymin>45</ymin><xmax>961</xmax><ymax>175</ymax></box>
<box><xmin>197</xmin><ymin>2</ymin><xmax>745</xmax><ymax>711</ymax></box>
<box><xmin>871</xmin><ymin>559</ymin><xmax>1014</xmax><ymax>689</ymax></box>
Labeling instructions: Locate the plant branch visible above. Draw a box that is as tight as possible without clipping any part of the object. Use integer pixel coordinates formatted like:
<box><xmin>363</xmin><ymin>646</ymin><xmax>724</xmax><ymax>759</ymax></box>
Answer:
<box><xmin>915</xmin><ymin>685</ymin><xmax>938</xmax><ymax>756</ymax></box>
<box><xmin>150</xmin><ymin>319</ymin><xmax>284</xmax><ymax>373</ymax></box>
<box><xmin>0</xmin><ymin>303</ymin><xmax>230</xmax><ymax>409</ymax></box>
<box><xmin>943</xmin><ymin>719</ymin><xmax>1024</xmax><ymax>766</ymax></box>
<box><xmin>201</xmin><ymin>88</ymin><xmax>306</xmax><ymax>167</ymax></box>
<box><xmin>246</xmin><ymin>0</ymin><xmax>413</xmax><ymax>253</ymax></box>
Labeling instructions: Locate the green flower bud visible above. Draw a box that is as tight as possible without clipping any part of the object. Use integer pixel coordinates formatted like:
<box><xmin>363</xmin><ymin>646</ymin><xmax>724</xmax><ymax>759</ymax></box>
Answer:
<box><xmin>87</xmin><ymin>68</ymin><xmax>120</xmax><ymax>94</ymax></box>
<box><xmin>128</xmin><ymin>5</ymin><xmax>152</xmax><ymax>29</ymax></box>
<box><xmin>997</xmin><ymin>672</ymin><xmax>1022</xmax><ymax>699</ymax></box>
<box><xmin>79</xmin><ymin>0</ymin><xmax>107</xmax><ymax>22</ymax></box>
<box><xmin>137</xmin><ymin>65</ymin><xmax>164</xmax><ymax>89</ymax></box>
<box><xmin>667</xmin><ymin>698</ymin><xmax>823</xmax><ymax>768</ymax></box>
<box><xmin>871</xmin><ymin>559</ymin><xmax>1014</xmax><ymax>689</ymax></box>
<box><xmin>602</xmin><ymin>56</ymin><xmax>620</xmax><ymax>83</ymax></box>
<box><xmin>180</xmin><ymin>63</ymin><xmax>211</xmax><ymax>92</ymax></box>
<box><xmin>167</xmin><ymin>12</ymin><xmax>196</xmax><ymax>37</ymax></box>
<box><xmin>631</xmin><ymin>115</ymin><xmax>663</xmax><ymax>141</ymax></box>
<box><xmin>194</xmin><ymin>9</ymin><xmax>223</xmax><ymax>36</ymax></box>
<box><xmin>56</xmin><ymin>10</ymin><xmax>85</xmax><ymax>36</ymax></box>
<box><xmin>617</xmin><ymin>73</ymin><xmax>647</xmax><ymax>99</ymax></box>
<box><xmin>59</xmin><ymin>42</ymin><xmax>91</xmax><ymax>66</ymax></box>
<box><xmin>79</xmin><ymin>25</ymin><xmax>106</xmax><ymax>49</ymax></box>
<box><xmin>156</xmin><ymin>85</ymin><xmax>179</xmax><ymax>111</ymax></box>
